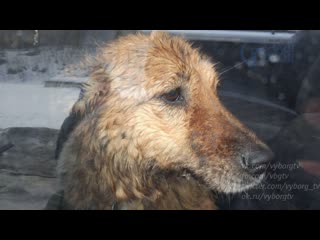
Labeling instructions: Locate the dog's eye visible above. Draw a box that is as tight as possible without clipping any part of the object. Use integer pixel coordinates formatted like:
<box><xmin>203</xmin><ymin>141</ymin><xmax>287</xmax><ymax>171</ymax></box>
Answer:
<box><xmin>162</xmin><ymin>88</ymin><xmax>184</xmax><ymax>103</ymax></box>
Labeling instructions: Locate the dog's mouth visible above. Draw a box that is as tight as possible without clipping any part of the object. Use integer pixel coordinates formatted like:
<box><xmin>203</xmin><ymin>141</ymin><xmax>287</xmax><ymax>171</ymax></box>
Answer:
<box><xmin>176</xmin><ymin>167</ymin><xmax>266</xmax><ymax>194</ymax></box>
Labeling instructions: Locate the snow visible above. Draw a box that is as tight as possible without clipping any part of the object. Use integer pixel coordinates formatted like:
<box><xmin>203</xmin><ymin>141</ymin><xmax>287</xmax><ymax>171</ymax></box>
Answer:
<box><xmin>0</xmin><ymin>82</ymin><xmax>80</xmax><ymax>129</ymax></box>
<box><xmin>0</xmin><ymin>47</ymin><xmax>95</xmax><ymax>83</ymax></box>
<box><xmin>0</xmin><ymin>46</ymin><xmax>93</xmax><ymax>129</ymax></box>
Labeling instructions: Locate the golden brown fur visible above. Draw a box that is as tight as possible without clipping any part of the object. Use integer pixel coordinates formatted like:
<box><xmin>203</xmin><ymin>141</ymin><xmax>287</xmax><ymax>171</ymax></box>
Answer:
<box><xmin>58</xmin><ymin>31</ymin><xmax>272</xmax><ymax>210</ymax></box>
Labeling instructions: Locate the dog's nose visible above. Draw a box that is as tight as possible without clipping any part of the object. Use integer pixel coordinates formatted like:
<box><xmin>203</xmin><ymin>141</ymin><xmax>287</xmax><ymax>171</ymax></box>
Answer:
<box><xmin>241</xmin><ymin>149</ymin><xmax>273</xmax><ymax>174</ymax></box>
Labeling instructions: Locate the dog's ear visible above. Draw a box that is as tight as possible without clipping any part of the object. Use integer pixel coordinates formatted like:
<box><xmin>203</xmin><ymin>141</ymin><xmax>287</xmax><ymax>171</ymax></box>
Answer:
<box><xmin>71</xmin><ymin>66</ymin><xmax>111</xmax><ymax>118</ymax></box>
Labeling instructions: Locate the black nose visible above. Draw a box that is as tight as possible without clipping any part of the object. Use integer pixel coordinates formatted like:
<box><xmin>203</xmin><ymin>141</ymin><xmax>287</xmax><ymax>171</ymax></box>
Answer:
<box><xmin>241</xmin><ymin>150</ymin><xmax>273</xmax><ymax>174</ymax></box>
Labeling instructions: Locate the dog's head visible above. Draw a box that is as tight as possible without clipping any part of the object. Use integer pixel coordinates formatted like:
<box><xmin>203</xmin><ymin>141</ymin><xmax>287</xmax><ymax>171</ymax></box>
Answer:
<box><xmin>76</xmin><ymin>31</ymin><xmax>273</xmax><ymax>194</ymax></box>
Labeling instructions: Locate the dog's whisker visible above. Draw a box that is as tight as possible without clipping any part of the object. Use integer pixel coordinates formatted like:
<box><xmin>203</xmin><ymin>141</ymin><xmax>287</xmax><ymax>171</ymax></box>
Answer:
<box><xmin>219</xmin><ymin>61</ymin><xmax>246</xmax><ymax>76</ymax></box>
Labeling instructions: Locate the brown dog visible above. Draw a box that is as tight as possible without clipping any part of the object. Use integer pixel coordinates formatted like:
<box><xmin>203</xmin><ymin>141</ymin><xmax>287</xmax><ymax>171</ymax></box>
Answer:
<box><xmin>58</xmin><ymin>31</ymin><xmax>273</xmax><ymax>210</ymax></box>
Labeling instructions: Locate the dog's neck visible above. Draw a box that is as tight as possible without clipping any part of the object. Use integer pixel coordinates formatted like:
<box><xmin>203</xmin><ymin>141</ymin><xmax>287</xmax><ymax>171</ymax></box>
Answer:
<box><xmin>62</xmin><ymin>108</ymin><xmax>217</xmax><ymax>210</ymax></box>
<box><xmin>110</xmin><ymin>170</ymin><xmax>217</xmax><ymax>210</ymax></box>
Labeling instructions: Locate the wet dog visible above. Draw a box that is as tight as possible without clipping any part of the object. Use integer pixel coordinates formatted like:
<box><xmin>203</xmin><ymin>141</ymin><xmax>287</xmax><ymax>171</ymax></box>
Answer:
<box><xmin>58</xmin><ymin>31</ymin><xmax>273</xmax><ymax>210</ymax></box>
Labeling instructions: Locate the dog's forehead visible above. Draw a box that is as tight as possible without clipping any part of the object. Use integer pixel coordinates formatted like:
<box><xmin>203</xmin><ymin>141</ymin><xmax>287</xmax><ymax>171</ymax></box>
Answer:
<box><xmin>144</xmin><ymin>35</ymin><xmax>218</xmax><ymax>91</ymax></box>
<box><xmin>106</xmin><ymin>33</ymin><xmax>219</xmax><ymax>101</ymax></box>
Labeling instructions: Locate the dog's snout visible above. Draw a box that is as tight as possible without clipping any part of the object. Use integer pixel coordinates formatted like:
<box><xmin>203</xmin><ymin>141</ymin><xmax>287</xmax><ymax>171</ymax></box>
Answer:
<box><xmin>241</xmin><ymin>149</ymin><xmax>273</xmax><ymax>174</ymax></box>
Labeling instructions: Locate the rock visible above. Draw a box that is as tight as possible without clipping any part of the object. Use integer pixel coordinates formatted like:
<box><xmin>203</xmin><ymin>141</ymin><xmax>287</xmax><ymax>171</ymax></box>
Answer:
<box><xmin>0</xmin><ymin>30</ymin><xmax>118</xmax><ymax>49</ymax></box>
<box><xmin>0</xmin><ymin>58</ymin><xmax>7</xmax><ymax>65</ymax></box>
<box><xmin>0</xmin><ymin>128</ymin><xmax>59</xmax><ymax>177</ymax></box>
<box><xmin>7</xmin><ymin>67</ymin><xmax>25</xmax><ymax>75</ymax></box>
<box><xmin>23</xmin><ymin>49</ymin><xmax>41</xmax><ymax>57</ymax></box>
<box><xmin>44</xmin><ymin>191</ymin><xmax>72</xmax><ymax>210</ymax></box>
<box><xmin>0</xmin><ymin>173</ymin><xmax>58</xmax><ymax>210</ymax></box>
<box><xmin>0</xmin><ymin>129</ymin><xmax>11</xmax><ymax>150</ymax></box>
<box><xmin>0</xmin><ymin>47</ymin><xmax>95</xmax><ymax>83</ymax></box>
<box><xmin>0</xmin><ymin>128</ymin><xmax>59</xmax><ymax>210</ymax></box>
<box><xmin>45</xmin><ymin>75</ymin><xmax>87</xmax><ymax>88</ymax></box>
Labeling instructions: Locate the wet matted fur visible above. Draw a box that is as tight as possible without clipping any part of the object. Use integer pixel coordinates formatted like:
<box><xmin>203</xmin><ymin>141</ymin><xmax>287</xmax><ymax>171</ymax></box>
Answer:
<box><xmin>58</xmin><ymin>31</ymin><xmax>273</xmax><ymax>210</ymax></box>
